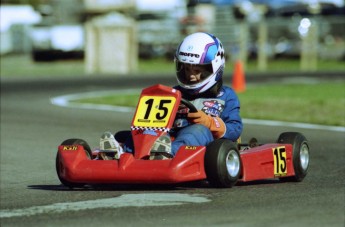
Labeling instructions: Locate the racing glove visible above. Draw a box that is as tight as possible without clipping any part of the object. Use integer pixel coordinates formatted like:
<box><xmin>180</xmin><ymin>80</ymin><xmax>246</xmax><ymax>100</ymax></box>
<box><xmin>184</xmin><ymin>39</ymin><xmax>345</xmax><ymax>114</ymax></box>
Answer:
<box><xmin>187</xmin><ymin>110</ymin><xmax>226</xmax><ymax>139</ymax></box>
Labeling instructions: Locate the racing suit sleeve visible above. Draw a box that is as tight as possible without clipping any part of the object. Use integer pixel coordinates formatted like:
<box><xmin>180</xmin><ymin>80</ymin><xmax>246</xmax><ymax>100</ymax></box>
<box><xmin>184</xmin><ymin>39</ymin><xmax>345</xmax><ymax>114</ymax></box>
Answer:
<box><xmin>220</xmin><ymin>88</ymin><xmax>242</xmax><ymax>142</ymax></box>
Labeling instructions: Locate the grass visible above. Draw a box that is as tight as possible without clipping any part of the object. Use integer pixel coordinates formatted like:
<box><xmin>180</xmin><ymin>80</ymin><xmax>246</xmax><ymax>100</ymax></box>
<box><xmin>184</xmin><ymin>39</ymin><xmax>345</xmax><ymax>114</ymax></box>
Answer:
<box><xmin>1</xmin><ymin>54</ymin><xmax>344</xmax><ymax>78</ymax></box>
<box><xmin>1</xmin><ymin>54</ymin><xmax>344</xmax><ymax>126</ymax></box>
<box><xmin>74</xmin><ymin>82</ymin><xmax>345</xmax><ymax>127</ymax></box>
<box><xmin>129</xmin><ymin>57</ymin><xmax>345</xmax><ymax>74</ymax></box>
<box><xmin>237</xmin><ymin>83</ymin><xmax>344</xmax><ymax>126</ymax></box>
<box><xmin>0</xmin><ymin>55</ymin><xmax>85</xmax><ymax>78</ymax></box>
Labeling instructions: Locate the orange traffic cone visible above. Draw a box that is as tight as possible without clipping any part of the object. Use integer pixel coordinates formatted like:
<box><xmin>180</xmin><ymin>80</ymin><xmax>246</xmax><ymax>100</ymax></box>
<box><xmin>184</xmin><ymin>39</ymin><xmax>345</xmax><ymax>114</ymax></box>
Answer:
<box><xmin>232</xmin><ymin>60</ymin><xmax>246</xmax><ymax>93</ymax></box>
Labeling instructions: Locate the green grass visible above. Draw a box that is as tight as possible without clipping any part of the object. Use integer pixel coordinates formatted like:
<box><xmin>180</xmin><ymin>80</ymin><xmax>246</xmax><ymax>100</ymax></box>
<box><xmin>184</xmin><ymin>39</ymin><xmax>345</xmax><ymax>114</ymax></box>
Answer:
<box><xmin>133</xmin><ymin>57</ymin><xmax>345</xmax><ymax>75</ymax></box>
<box><xmin>2</xmin><ymin>55</ymin><xmax>344</xmax><ymax>126</ymax></box>
<box><xmin>0</xmin><ymin>55</ymin><xmax>85</xmax><ymax>78</ymax></box>
<box><xmin>237</xmin><ymin>83</ymin><xmax>344</xmax><ymax>126</ymax></box>
<box><xmin>74</xmin><ymin>82</ymin><xmax>345</xmax><ymax>127</ymax></box>
<box><xmin>1</xmin><ymin>54</ymin><xmax>344</xmax><ymax>77</ymax></box>
<box><xmin>79</xmin><ymin>94</ymin><xmax>140</xmax><ymax>107</ymax></box>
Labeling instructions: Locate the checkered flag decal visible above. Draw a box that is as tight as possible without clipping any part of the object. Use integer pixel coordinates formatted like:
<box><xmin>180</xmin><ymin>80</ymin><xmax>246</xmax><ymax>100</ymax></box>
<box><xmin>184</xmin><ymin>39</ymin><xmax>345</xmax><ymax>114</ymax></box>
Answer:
<box><xmin>131</xmin><ymin>126</ymin><xmax>170</xmax><ymax>132</ymax></box>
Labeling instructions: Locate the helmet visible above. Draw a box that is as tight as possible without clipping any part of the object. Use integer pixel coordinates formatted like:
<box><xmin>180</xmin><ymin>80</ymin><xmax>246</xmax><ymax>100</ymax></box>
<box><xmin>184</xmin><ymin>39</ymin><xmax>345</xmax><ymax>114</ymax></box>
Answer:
<box><xmin>175</xmin><ymin>32</ymin><xmax>225</xmax><ymax>95</ymax></box>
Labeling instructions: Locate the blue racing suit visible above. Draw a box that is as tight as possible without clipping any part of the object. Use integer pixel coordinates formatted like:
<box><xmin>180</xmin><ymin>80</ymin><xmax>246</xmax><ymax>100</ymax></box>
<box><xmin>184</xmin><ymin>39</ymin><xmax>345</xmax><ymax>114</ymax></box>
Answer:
<box><xmin>170</xmin><ymin>85</ymin><xmax>243</xmax><ymax>155</ymax></box>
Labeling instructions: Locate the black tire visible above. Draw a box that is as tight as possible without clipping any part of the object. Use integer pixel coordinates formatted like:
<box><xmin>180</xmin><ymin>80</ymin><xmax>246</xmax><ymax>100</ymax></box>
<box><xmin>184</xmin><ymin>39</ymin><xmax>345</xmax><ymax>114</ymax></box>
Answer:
<box><xmin>204</xmin><ymin>139</ymin><xmax>241</xmax><ymax>188</ymax></box>
<box><xmin>56</xmin><ymin>138</ymin><xmax>92</xmax><ymax>188</ymax></box>
<box><xmin>277</xmin><ymin>132</ymin><xmax>310</xmax><ymax>182</ymax></box>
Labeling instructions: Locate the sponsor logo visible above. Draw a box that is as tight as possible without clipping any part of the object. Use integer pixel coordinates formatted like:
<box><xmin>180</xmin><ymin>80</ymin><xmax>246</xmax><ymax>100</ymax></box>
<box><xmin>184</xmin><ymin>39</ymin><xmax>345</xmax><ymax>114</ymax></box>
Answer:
<box><xmin>213</xmin><ymin>118</ymin><xmax>220</xmax><ymax>128</ymax></box>
<box><xmin>62</xmin><ymin>145</ymin><xmax>78</xmax><ymax>150</ymax></box>
<box><xmin>134</xmin><ymin>129</ymin><xmax>159</xmax><ymax>136</ymax></box>
<box><xmin>143</xmin><ymin>130</ymin><xmax>158</xmax><ymax>136</ymax></box>
<box><xmin>185</xmin><ymin>146</ymin><xmax>197</xmax><ymax>150</ymax></box>
<box><xmin>179</xmin><ymin>51</ymin><xmax>200</xmax><ymax>58</ymax></box>
<box><xmin>217</xmin><ymin>91</ymin><xmax>224</xmax><ymax>97</ymax></box>
<box><xmin>202</xmin><ymin>100</ymin><xmax>224</xmax><ymax>117</ymax></box>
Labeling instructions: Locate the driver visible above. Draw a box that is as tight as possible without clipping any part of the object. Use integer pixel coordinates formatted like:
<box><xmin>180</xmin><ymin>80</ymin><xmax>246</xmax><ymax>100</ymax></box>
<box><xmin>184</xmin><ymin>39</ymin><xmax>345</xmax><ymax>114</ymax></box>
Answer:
<box><xmin>98</xmin><ymin>32</ymin><xmax>242</xmax><ymax>160</ymax></box>
<box><xmin>170</xmin><ymin>32</ymin><xmax>242</xmax><ymax>156</ymax></box>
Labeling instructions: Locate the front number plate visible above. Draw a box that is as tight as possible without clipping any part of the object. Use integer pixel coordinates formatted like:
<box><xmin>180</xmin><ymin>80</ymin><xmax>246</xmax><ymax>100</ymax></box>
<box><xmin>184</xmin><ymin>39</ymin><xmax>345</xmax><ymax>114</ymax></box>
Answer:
<box><xmin>133</xmin><ymin>96</ymin><xmax>176</xmax><ymax>128</ymax></box>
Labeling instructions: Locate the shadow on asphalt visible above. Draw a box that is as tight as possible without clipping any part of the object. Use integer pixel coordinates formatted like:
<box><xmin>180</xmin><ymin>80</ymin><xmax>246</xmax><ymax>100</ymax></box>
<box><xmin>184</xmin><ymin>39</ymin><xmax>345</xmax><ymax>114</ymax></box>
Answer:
<box><xmin>27</xmin><ymin>179</ymin><xmax>282</xmax><ymax>191</ymax></box>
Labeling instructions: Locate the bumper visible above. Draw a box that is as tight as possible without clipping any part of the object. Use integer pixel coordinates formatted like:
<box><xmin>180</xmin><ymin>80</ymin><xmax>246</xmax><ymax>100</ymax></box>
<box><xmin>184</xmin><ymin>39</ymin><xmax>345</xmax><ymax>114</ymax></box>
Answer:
<box><xmin>57</xmin><ymin>145</ymin><xmax>207</xmax><ymax>184</ymax></box>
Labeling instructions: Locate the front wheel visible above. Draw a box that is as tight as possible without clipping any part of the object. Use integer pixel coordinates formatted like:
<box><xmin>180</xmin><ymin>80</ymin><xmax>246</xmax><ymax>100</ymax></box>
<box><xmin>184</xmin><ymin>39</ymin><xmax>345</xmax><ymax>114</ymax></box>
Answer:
<box><xmin>204</xmin><ymin>139</ymin><xmax>241</xmax><ymax>188</ymax></box>
<box><xmin>277</xmin><ymin>132</ymin><xmax>310</xmax><ymax>182</ymax></box>
<box><xmin>56</xmin><ymin>138</ymin><xmax>92</xmax><ymax>188</ymax></box>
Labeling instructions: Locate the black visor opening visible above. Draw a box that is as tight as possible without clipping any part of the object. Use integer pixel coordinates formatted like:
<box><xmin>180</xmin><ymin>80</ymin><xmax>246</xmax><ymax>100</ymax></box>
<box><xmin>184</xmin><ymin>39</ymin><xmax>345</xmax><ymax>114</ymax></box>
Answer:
<box><xmin>176</xmin><ymin>62</ymin><xmax>213</xmax><ymax>85</ymax></box>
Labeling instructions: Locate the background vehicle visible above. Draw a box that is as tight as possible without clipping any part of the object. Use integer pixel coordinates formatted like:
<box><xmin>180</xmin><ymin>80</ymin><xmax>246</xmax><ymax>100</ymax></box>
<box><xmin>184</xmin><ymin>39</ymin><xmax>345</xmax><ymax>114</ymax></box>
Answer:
<box><xmin>30</xmin><ymin>23</ymin><xmax>84</xmax><ymax>61</ymax></box>
<box><xmin>136</xmin><ymin>12</ymin><xmax>181</xmax><ymax>59</ymax></box>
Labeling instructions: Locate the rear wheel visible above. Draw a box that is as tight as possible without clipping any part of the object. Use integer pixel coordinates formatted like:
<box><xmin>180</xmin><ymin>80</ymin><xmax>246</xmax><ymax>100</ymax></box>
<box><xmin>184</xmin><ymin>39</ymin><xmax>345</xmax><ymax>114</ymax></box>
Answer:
<box><xmin>277</xmin><ymin>132</ymin><xmax>310</xmax><ymax>182</ymax></box>
<box><xmin>56</xmin><ymin>138</ymin><xmax>92</xmax><ymax>188</ymax></box>
<box><xmin>204</xmin><ymin>139</ymin><xmax>241</xmax><ymax>188</ymax></box>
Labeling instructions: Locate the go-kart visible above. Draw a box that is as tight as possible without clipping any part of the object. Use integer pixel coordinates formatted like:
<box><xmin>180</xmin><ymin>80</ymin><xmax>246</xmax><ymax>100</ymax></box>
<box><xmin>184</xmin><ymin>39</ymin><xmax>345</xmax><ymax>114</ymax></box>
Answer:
<box><xmin>56</xmin><ymin>84</ymin><xmax>310</xmax><ymax>188</ymax></box>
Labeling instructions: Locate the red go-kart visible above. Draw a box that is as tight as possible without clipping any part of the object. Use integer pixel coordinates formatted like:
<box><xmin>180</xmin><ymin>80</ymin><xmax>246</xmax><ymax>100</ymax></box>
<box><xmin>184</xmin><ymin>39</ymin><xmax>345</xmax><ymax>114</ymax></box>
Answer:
<box><xmin>56</xmin><ymin>84</ymin><xmax>310</xmax><ymax>188</ymax></box>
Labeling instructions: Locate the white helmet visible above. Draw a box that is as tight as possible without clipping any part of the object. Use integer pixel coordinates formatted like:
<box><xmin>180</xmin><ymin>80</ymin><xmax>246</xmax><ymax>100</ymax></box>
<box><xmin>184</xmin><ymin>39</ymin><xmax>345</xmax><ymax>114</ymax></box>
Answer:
<box><xmin>175</xmin><ymin>32</ymin><xmax>225</xmax><ymax>95</ymax></box>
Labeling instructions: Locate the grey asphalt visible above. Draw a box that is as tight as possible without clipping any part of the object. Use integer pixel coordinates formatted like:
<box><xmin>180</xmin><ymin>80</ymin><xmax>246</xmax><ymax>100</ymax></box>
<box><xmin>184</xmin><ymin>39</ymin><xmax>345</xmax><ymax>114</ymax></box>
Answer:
<box><xmin>0</xmin><ymin>75</ymin><xmax>344</xmax><ymax>227</ymax></box>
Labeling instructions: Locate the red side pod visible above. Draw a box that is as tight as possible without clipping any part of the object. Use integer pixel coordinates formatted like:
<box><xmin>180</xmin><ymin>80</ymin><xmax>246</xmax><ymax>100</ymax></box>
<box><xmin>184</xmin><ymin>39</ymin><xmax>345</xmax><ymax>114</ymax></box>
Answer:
<box><xmin>240</xmin><ymin>144</ymin><xmax>295</xmax><ymax>182</ymax></box>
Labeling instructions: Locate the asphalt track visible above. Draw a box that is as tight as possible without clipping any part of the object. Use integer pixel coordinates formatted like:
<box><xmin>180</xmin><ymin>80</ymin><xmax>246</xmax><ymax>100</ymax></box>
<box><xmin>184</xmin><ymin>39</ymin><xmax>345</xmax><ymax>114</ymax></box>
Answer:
<box><xmin>1</xmin><ymin>74</ymin><xmax>344</xmax><ymax>227</ymax></box>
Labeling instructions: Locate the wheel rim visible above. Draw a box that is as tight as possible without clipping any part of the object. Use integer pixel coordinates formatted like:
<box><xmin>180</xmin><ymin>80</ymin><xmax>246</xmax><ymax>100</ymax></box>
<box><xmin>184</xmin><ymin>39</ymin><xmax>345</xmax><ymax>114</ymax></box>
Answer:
<box><xmin>300</xmin><ymin>143</ymin><xmax>310</xmax><ymax>171</ymax></box>
<box><xmin>226</xmin><ymin>149</ymin><xmax>240</xmax><ymax>177</ymax></box>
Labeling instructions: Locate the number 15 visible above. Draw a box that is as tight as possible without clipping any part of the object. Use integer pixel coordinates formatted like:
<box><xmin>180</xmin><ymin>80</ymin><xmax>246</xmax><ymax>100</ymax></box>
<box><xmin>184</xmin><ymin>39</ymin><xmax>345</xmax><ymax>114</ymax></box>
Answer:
<box><xmin>273</xmin><ymin>146</ymin><xmax>287</xmax><ymax>176</ymax></box>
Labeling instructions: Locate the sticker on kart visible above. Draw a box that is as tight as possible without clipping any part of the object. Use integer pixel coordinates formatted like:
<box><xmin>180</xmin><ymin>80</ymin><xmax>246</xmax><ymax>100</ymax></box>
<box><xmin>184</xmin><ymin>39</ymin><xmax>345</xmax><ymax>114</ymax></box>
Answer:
<box><xmin>62</xmin><ymin>145</ymin><xmax>78</xmax><ymax>151</ymax></box>
<box><xmin>133</xmin><ymin>95</ymin><xmax>176</xmax><ymax>128</ymax></box>
<box><xmin>273</xmin><ymin>146</ymin><xmax>287</xmax><ymax>177</ymax></box>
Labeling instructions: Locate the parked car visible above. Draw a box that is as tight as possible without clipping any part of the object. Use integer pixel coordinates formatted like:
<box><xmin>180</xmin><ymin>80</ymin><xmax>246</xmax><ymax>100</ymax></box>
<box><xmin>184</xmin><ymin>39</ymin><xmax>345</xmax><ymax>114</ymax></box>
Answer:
<box><xmin>30</xmin><ymin>23</ymin><xmax>84</xmax><ymax>61</ymax></box>
<box><xmin>136</xmin><ymin>12</ymin><xmax>181</xmax><ymax>59</ymax></box>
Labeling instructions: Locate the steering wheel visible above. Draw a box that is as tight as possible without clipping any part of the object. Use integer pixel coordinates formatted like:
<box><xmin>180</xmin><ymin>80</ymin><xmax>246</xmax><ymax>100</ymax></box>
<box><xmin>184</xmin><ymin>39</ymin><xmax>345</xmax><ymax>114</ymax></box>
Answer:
<box><xmin>181</xmin><ymin>98</ymin><xmax>198</xmax><ymax>113</ymax></box>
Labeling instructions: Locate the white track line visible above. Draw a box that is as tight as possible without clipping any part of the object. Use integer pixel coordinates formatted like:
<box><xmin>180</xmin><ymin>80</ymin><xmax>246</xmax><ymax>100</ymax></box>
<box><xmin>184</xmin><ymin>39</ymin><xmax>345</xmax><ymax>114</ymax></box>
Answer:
<box><xmin>243</xmin><ymin>119</ymin><xmax>345</xmax><ymax>132</ymax></box>
<box><xmin>0</xmin><ymin>193</ymin><xmax>210</xmax><ymax>218</ymax></box>
<box><xmin>50</xmin><ymin>89</ymin><xmax>137</xmax><ymax>113</ymax></box>
<box><xmin>50</xmin><ymin>90</ymin><xmax>345</xmax><ymax>132</ymax></box>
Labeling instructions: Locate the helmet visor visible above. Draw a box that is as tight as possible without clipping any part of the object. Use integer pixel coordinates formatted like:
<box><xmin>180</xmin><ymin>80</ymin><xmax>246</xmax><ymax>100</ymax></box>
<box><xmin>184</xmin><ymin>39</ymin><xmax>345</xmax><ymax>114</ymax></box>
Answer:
<box><xmin>176</xmin><ymin>62</ymin><xmax>213</xmax><ymax>85</ymax></box>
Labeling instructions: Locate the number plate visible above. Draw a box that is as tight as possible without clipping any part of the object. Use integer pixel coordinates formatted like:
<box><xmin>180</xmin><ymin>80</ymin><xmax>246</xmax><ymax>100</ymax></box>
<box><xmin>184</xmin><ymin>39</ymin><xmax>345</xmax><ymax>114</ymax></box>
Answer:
<box><xmin>133</xmin><ymin>96</ymin><xmax>176</xmax><ymax>128</ymax></box>
<box><xmin>273</xmin><ymin>146</ymin><xmax>287</xmax><ymax>177</ymax></box>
